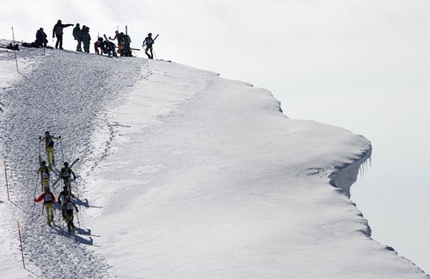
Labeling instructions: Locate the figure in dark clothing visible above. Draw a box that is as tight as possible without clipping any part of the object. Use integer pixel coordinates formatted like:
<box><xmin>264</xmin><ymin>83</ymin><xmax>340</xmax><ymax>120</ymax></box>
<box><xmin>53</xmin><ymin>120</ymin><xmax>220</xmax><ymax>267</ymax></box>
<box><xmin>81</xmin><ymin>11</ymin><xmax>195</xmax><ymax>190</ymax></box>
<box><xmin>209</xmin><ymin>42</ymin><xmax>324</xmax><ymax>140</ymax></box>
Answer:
<box><xmin>59</xmin><ymin>162</ymin><xmax>76</xmax><ymax>191</ymax></box>
<box><xmin>95</xmin><ymin>37</ymin><xmax>116</xmax><ymax>57</ymax></box>
<box><xmin>52</xmin><ymin>19</ymin><xmax>73</xmax><ymax>49</ymax></box>
<box><xmin>62</xmin><ymin>196</ymin><xmax>78</xmax><ymax>234</ymax></box>
<box><xmin>94</xmin><ymin>37</ymin><xmax>103</xmax><ymax>54</ymax></box>
<box><xmin>143</xmin><ymin>33</ymin><xmax>154</xmax><ymax>59</ymax></box>
<box><xmin>109</xmin><ymin>30</ymin><xmax>124</xmax><ymax>45</ymax></box>
<box><xmin>35</xmin><ymin>28</ymin><xmax>48</xmax><ymax>47</ymax></box>
<box><xmin>57</xmin><ymin>185</ymin><xmax>75</xmax><ymax>205</ymax></box>
<box><xmin>81</xmin><ymin>25</ymin><xmax>91</xmax><ymax>53</ymax></box>
<box><xmin>72</xmin><ymin>23</ymin><xmax>82</xmax><ymax>52</ymax></box>
<box><xmin>36</xmin><ymin>160</ymin><xmax>50</xmax><ymax>190</ymax></box>
<box><xmin>108</xmin><ymin>30</ymin><xmax>132</xmax><ymax>57</ymax></box>
<box><xmin>39</xmin><ymin>131</ymin><xmax>61</xmax><ymax>168</ymax></box>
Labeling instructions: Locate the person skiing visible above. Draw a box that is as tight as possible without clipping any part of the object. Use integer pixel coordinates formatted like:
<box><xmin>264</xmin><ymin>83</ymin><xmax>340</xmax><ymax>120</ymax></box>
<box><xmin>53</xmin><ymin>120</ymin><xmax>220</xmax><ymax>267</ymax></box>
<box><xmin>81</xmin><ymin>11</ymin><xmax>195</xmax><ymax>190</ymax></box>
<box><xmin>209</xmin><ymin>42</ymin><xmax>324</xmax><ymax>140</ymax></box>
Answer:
<box><xmin>59</xmin><ymin>162</ymin><xmax>76</xmax><ymax>190</ymax></box>
<box><xmin>72</xmin><ymin>23</ymin><xmax>82</xmax><ymax>52</ymax></box>
<box><xmin>57</xmin><ymin>185</ymin><xmax>74</xmax><ymax>205</ymax></box>
<box><xmin>34</xmin><ymin>187</ymin><xmax>56</xmax><ymax>226</ymax></box>
<box><xmin>62</xmin><ymin>196</ymin><xmax>78</xmax><ymax>234</ymax></box>
<box><xmin>39</xmin><ymin>131</ymin><xmax>61</xmax><ymax>168</ymax></box>
<box><xmin>52</xmin><ymin>19</ymin><xmax>73</xmax><ymax>49</ymax></box>
<box><xmin>36</xmin><ymin>160</ymin><xmax>50</xmax><ymax>190</ymax></box>
<box><xmin>143</xmin><ymin>33</ymin><xmax>154</xmax><ymax>59</ymax></box>
<box><xmin>35</xmin><ymin>28</ymin><xmax>48</xmax><ymax>47</ymax></box>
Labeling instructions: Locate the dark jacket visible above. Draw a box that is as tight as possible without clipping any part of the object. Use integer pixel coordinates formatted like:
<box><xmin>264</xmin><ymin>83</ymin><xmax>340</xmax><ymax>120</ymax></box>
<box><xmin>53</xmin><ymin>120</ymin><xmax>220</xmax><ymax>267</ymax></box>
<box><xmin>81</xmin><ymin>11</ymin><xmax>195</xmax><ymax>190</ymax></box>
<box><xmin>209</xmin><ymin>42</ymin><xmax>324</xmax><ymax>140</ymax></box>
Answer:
<box><xmin>53</xmin><ymin>22</ymin><xmax>73</xmax><ymax>37</ymax></box>
<box><xmin>73</xmin><ymin>26</ymin><xmax>82</xmax><ymax>40</ymax></box>
<box><xmin>35</xmin><ymin>29</ymin><xmax>47</xmax><ymax>46</ymax></box>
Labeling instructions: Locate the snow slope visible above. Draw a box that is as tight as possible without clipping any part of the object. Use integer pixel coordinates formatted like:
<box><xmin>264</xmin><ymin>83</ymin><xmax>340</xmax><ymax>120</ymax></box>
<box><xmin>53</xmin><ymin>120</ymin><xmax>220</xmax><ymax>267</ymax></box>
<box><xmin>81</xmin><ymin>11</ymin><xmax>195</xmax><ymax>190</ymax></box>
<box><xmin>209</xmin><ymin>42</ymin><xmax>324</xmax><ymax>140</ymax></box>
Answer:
<box><xmin>0</xmin><ymin>42</ymin><xmax>428</xmax><ymax>278</ymax></box>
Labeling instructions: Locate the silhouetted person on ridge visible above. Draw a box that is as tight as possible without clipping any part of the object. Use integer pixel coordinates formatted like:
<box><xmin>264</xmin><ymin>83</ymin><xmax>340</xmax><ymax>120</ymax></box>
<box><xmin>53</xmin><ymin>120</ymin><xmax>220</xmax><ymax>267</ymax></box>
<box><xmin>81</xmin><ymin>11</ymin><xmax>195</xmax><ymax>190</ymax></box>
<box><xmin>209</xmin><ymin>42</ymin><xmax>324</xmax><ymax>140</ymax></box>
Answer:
<box><xmin>53</xmin><ymin>19</ymin><xmax>73</xmax><ymax>49</ymax></box>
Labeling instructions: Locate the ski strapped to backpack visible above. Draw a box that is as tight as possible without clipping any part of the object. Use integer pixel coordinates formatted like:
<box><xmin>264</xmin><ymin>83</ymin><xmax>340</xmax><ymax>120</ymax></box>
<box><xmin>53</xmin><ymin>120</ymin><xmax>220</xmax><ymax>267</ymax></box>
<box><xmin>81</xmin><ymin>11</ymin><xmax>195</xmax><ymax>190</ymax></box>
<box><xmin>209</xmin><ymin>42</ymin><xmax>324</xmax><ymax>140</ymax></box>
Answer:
<box><xmin>52</xmin><ymin>158</ymin><xmax>80</xmax><ymax>187</ymax></box>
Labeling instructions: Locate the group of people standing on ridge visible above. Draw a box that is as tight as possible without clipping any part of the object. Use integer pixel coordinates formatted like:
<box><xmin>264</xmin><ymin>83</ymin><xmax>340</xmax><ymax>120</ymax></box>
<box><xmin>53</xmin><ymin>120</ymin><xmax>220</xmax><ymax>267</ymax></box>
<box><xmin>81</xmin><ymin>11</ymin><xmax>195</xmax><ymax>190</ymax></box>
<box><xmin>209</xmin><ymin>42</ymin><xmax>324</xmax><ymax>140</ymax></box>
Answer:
<box><xmin>30</xmin><ymin>19</ymin><xmax>157</xmax><ymax>59</ymax></box>
<box><xmin>34</xmin><ymin>131</ymin><xmax>78</xmax><ymax>234</ymax></box>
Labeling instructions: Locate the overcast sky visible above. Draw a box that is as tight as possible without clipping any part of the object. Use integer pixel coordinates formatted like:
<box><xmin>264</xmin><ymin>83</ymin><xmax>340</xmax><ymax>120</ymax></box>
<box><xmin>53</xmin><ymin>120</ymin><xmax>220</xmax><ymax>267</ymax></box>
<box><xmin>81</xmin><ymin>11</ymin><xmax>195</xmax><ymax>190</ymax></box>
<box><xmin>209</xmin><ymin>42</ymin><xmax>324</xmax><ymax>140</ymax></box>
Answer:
<box><xmin>1</xmin><ymin>0</ymin><xmax>430</xmax><ymax>274</ymax></box>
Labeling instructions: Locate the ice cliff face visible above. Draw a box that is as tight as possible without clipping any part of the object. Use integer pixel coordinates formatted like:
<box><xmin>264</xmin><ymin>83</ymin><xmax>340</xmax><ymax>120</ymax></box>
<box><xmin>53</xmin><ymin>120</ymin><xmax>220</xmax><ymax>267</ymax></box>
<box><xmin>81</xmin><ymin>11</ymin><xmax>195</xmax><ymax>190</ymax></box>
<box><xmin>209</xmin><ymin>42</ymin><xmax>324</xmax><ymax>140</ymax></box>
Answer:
<box><xmin>328</xmin><ymin>145</ymin><xmax>372</xmax><ymax>199</ymax></box>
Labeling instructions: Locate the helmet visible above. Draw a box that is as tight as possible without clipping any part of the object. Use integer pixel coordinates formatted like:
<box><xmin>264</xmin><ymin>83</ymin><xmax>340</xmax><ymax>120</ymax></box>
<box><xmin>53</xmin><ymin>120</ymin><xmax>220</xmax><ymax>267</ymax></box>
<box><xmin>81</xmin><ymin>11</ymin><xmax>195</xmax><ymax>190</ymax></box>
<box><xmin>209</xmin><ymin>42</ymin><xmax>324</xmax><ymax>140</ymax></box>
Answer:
<box><xmin>63</xmin><ymin>185</ymin><xmax>67</xmax><ymax>190</ymax></box>
<box><xmin>45</xmin><ymin>131</ymin><xmax>50</xmax><ymax>135</ymax></box>
<box><xmin>41</xmin><ymin>161</ymin><xmax>46</xmax><ymax>165</ymax></box>
<box><xmin>64</xmin><ymin>162</ymin><xmax>69</xmax><ymax>167</ymax></box>
<box><xmin>45</xmin><ymin>187</ymin><xmax>50</xmax><ymax>192</ymax></box>
<box><xmin>148</xmin><ymin>33</ymin><xmax>152</xmax><ymax>36</ymax></box>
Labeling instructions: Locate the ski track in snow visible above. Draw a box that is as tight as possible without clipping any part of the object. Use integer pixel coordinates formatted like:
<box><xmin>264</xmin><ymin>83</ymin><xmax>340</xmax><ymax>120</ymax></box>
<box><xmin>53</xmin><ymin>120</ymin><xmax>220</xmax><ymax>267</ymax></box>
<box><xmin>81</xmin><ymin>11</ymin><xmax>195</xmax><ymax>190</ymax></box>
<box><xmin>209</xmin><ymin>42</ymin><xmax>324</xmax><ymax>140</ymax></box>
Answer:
<box><xmin>0</xmin><ymin>48</ymin><xmax>145</xmax><ymax>279</ymax></box>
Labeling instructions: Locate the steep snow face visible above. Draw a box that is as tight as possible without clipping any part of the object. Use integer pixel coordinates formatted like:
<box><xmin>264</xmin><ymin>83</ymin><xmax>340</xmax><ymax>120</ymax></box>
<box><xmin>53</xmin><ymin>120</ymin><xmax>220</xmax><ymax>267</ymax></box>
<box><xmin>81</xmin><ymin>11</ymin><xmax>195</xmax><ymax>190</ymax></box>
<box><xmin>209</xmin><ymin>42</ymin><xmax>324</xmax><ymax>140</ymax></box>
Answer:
<box><xmin>329</xmin><ymin>146</ymin><xmax>372</xmax><ymax>199</ymax></box>
<box><xmin>0</xmin><ymin>45</ymin><xmax>428</xmax><ymax>279</ymax></box>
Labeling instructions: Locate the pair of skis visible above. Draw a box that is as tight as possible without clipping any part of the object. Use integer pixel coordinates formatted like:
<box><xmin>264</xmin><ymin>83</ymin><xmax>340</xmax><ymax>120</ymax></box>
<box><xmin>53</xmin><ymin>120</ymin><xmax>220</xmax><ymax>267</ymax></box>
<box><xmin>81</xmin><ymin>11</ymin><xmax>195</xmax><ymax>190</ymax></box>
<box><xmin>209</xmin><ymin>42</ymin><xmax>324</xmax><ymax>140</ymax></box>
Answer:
<box><xmin>51</xmin><ymin>158</ymin><xmax>80</xmax><ymax>187</ymax></box>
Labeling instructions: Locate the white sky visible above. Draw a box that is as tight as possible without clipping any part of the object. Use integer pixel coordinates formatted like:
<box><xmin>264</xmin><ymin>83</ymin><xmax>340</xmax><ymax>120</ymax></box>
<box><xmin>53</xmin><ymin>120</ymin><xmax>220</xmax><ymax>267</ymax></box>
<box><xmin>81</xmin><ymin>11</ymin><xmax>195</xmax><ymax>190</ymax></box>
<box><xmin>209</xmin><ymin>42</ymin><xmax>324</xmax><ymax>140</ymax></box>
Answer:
<box><xmin>1</xmin><ymin>0</ymin><xmax>430</xmax><ymax>274</ymax></box>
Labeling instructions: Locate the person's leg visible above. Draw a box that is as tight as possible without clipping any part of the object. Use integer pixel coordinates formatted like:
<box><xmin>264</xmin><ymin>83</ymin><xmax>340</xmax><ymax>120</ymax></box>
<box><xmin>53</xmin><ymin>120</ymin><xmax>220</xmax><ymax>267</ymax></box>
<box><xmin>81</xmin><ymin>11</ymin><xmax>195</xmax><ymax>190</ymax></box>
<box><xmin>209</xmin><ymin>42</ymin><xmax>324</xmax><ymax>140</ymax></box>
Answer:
<box><xmin>46</xmin><ymin>204</ymin><xmax>53</xmax><ymax>225</ymax></box>
<box><xmin>43</xmin><ymin>178</ymin><xmax>50</xmax><ymax>189</ymax></box>
<box><xmin>58</xmin><ymin>34</ymin><xmax>63</xmax><ymax>49</ymax></box>
<box><xmin>46</xmin><ymin>147</ymin><xmax>53</xmax><ymax>167</ymax></box>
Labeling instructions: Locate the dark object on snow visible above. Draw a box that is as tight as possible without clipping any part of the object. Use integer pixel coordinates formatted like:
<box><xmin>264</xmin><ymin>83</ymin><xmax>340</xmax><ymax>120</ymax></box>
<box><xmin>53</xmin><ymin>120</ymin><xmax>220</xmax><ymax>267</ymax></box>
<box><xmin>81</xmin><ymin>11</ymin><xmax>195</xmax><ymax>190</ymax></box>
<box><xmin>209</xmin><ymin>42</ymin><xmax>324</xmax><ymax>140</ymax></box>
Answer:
<box><xmin>35</xmin><ymin>28</ymin><xmax>48</xmax><ymax>47</ymax></box>
<box><xmin>22</xmin><ymin>42</ymin><xmax>53</xmax><ymax>49</ymax></box>
<box><xmin>6</xmin><ymin>43</ymin><xmax>19</xmax><ymax>50</ymax></box>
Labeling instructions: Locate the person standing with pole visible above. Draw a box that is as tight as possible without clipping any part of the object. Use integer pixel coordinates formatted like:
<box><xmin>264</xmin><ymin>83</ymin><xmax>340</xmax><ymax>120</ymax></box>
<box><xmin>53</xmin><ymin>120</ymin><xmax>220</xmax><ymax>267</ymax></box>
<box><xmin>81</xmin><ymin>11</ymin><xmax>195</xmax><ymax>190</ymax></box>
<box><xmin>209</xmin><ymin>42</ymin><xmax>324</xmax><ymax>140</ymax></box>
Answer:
<box><xmin>143</xmin><ymin>33</ymin><xmax>158</xmax><ymax>59</ymax></box>
<box><xmin>36</xmin><ymin>161</ymin><xmax>50</xmax><ymax>191</ymax></box>
<box><xmin>34</xmin><ymin>187</ymin><xmax>56</xmax><ymax>226</ymax></box>
<box><xmin>39</xmin><ymin>131</ymin><xmax>61</xmax><ymax>169</ymax></box>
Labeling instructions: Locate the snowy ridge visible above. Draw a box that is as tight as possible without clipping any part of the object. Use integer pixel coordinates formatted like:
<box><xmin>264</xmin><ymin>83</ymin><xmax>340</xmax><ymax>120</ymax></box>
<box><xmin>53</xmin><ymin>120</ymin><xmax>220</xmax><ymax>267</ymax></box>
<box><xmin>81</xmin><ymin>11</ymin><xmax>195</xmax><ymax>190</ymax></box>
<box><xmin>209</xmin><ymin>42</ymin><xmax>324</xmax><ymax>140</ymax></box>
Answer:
<box><xmin>0</xmin><ymin>43</ymin><xmax>428</xmax><ymax>278</ymax></box>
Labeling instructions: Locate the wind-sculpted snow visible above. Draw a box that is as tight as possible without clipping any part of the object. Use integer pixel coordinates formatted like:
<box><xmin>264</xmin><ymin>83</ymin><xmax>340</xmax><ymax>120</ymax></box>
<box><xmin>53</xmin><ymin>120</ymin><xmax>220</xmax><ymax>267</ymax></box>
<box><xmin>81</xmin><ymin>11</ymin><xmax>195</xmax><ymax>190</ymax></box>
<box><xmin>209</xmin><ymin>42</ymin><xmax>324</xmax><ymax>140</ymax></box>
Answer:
<box><xmin>0</xmin><ymin>45</ymin><xmax>428</xmax><ymax>279</ymax></box>
<box><xmin>0</xmin><ymin>49</ymin><xmax>144</xmax><ymax>279</ymax></box>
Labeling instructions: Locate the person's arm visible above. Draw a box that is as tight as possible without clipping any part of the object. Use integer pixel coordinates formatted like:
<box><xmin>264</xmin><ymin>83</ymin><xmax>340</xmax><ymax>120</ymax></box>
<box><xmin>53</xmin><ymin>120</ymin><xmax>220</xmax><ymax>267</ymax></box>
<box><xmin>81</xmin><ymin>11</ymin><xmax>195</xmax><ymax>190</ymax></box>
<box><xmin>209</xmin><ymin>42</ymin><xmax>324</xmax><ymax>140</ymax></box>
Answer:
<box><xmin>34</xmin><ymin>193</ymin><xmax>44</xmax><ymax>202</ymax></box>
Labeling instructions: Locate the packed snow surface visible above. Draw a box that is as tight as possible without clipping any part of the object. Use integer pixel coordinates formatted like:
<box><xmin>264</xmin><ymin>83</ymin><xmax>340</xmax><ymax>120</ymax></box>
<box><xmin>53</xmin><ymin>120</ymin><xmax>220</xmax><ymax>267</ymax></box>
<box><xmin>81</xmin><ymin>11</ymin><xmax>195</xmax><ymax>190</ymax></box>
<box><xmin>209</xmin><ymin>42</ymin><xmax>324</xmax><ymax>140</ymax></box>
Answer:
<box><xmin>0</xmin><ymin>41</ymin><xmax>428</xmax><ymax>278</ymax></box>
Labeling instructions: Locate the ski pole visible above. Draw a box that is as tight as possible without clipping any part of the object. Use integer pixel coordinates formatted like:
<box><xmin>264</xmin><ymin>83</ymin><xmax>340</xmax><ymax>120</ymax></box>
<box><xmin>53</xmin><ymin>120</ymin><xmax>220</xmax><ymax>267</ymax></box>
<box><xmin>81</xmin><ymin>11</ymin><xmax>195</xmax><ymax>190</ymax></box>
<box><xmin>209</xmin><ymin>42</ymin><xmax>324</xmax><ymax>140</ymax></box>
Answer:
<box><xmin>33</xmin><ymin>175</ymin><xmax>38</xmax><ymax>201</ymax></box>
<box><xmin>76</xmin><ymin>209</ymin><xmax>80</xmax><ymax>226</ymax></box>
<box><xmin>11</xmin><ymin>26</ymin><xmax>18</xmax><ymax>72</ymax></box>
<box><xmin>60</xmin><ymin>137</ymin><xmax>64</xmax><ymax>163</ymax></box>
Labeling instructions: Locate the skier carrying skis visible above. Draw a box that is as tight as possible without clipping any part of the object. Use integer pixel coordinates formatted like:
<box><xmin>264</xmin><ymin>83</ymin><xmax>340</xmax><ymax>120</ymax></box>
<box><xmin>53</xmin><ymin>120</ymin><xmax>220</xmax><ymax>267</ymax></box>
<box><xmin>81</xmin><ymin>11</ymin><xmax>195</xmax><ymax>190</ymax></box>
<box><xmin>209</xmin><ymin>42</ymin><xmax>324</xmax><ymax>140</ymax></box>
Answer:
<box><xmin>59</xmin><ymin>162</ymin><xmax>76</xmax><ymax>190</ymax></box>
<box><xmin>57</xmin><ymin>185</ymin><xmax>74</xmax><ymax>205</ymax></box>
<box><xmin>62</xmin><ymin>196</ymin><xmax>78</xmax><ymax>234</ymax></box>
<box><xmin>36</xmin><ymin>161</ymin><xmax>50</xmax><ymax>190</ymax></box>
<box><xmin>39</xmin><ymin>131</ymin><xmax>61</xmax><ymax>168</ymax></box>
<box><xmin>143</xmin><ymin>33</ymin><xmax>154</xmax><ymax>59</ymax></box>
<box><xmin>34</xmin><ymin>187</ymin><xmax>56</xmax><ymax>226</ymax></box>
